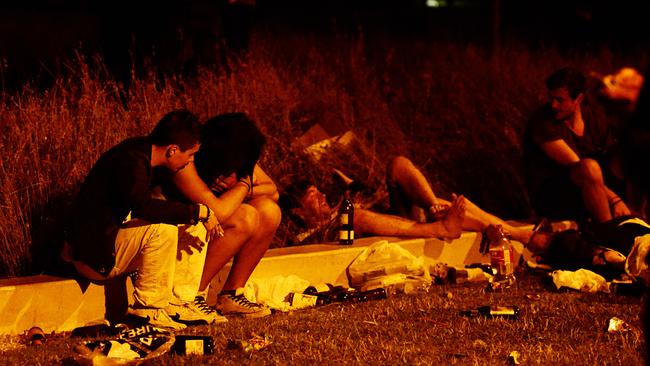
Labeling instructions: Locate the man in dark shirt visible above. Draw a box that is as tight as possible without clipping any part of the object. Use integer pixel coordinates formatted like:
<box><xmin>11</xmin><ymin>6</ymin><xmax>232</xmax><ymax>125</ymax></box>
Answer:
<box><xmin>64</xmin><ymin>110</ymin><xmax>222</xmax><ymax>330</ymax></box>
<box><xmin>523</xmin><ymin>67</ymin><xmax>631</xmax><ymax>223</ymax></box>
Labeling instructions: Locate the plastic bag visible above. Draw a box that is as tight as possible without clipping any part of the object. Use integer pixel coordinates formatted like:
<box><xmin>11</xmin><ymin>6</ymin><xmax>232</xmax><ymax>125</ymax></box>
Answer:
<box><xmin>551</xmin><ymin>269</ymin><xmax>609</xmax><ymax>293</ymax></box>
<box><xmin>347</xmin><ymin>240</ymin><xmax>429</xmax><ymax>288</ymax></box>
<box><xmin>243</xmin><ymin>274</ymin><xmax>311</xmax><ymax>311</ymax></box>
<box><xmin>625</xmin><ymin>233</ymin><xmax>650</xmax><ymax>284</ymax></box>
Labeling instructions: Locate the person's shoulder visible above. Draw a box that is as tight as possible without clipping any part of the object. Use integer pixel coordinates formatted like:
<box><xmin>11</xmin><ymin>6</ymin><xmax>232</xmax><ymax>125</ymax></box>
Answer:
<box><xmin>109</xmin><ymin>137</ymin><xmax>150</xmax><ymax>159</ymax></box>
<box><xmin>528</xmin><ymin>104</ymin><xmax>554</xmax><ymax>126</ymax></box>
<box><xmin>114</xmin><ymin>136</ymin><xmax>149</xmax><ymax>152</ymax></box>
<box><xmin>527</xmin><ymin>104</ymin><xmax>561</xmax><ymax>140</ymax></box>
<box><xmin>95</xmin><ymin>136</ymin><xmax>150</xmax><ymax>173</ymax></box>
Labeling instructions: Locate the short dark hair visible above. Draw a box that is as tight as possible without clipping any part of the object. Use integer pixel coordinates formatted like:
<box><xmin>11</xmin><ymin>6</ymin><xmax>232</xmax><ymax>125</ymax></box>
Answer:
<box><xmin>543</xmin><ymin>229</ymin><xmax>594</xmax><ymax>270</ymax></box>
<box><xmin>545</xmin><ymin>67</ymin><xmax>586</xmax><ymax>99</ymax></box>
<box><xmin>279</xmin><ymin>179</ymin><xmax>315</xmax><ymax>211</ymax></box>
<box><xmin>195</xmin><ymin>112</ymin><xmax>266</xmax><ymax>182</ymax></box>
<box><xmin>149</xmin><ymin>109</ymin><xmax>202</xmax><ymax>151</ymax></box>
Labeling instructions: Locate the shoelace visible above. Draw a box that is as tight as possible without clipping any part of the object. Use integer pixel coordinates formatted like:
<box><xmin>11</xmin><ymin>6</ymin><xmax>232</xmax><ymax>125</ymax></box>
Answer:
<box><xmin>230</xmin><ymin>294</ymin><xmax>262</xmax><ymax>309</ymax></box>
<box><xmin>194</xmin><ymin>296</ymin><xmax>217</xmax><ymax>314</ymax></box>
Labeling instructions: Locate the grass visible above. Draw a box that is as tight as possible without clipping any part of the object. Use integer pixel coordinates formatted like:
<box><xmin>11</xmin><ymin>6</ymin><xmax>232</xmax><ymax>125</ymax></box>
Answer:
<box><xmin>1</xmin><ymin>30</ymin><xmax>649</xmax><ymax>277</ymax></box>
<box><xmin>0</xmin><ymin>271</ymin><xmax>645</xmax><ymax>365</ymax></box>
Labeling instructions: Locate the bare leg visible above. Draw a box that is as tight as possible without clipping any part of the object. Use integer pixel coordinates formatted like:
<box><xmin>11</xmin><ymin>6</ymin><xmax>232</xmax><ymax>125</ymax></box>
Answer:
<box><xmin>355</xmin><ymin>195</ymin><xmax>466</xmax><ymax>239</ymax></box>
<box><xmin>198</xmin><ymin>204</ymin><xmax>258</xmax><ymax>292</ymax></box>
<box><xmin>221</xmin><ymin>198</ymin><xmax>281</xmax><ymax>291</ymax></box>
<box><xmin>386</xmin><ymin>156</ymin><xmax>534</xmax><ymax>243</ymax></box>
<box><xmin>435</xmin><ymin>196</ymin><xmax>533</xmax><ymax>244</ymax></box>
<box><xmin>386</xmin><ymin>156</ymin><xmax>440</xmax><ymax>220</ymax></box>
<box><xmin>570</xmin><ymin>158</ymin><xmax>612</xmax><ymax>223</ymax></box>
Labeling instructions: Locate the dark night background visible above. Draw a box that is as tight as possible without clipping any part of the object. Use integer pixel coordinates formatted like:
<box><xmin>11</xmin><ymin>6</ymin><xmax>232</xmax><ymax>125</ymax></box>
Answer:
<box><xmin>2</xmin><ymin>0</ymin><xmax>650</xmax><ymax>278</ymax></box>
<box><xmin>2</xmin><ymin>0</ymin><xmax>650</xmax><ymax>90</ymax></box>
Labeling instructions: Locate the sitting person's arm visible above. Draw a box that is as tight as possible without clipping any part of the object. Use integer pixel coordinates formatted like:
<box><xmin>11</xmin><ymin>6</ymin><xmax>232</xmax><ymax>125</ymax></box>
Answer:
<box><xmin>172</xmin><ymin>162</ymin><xmax>249</xmax><ymax>223</ymax></box>
<box><xmin>539</xmin><ymin>139</ymin><xmax>580</xmax><ymax>166</ymax></box>
<box><xmin>250</xmin><ymin>164</ymin><xmax>279</xmax><ymax>202</ymax></box>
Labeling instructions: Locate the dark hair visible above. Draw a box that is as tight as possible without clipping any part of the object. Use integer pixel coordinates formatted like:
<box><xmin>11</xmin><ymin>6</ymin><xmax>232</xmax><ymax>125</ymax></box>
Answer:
<box><xmin>278</xmin><ymin>179</ymin><xmax>315</xmax><ymax>211</ymax></box>
<box><xmin>195</xmin><ymin>113</ymin><xmax>266</xmax><ymax>182</ymax></box>
<box><xmin>545</xmin><ymin>67</ymin><xmax>586</xmax><ymax>99</ymax></box>
<box><xmin>149</xmin><ymin>109</ymin><xmax>202</xmax><ymax>151</ymax></box>
<box><xmin>543</xmin><ymin>229</ymin><xmax>594</xmax><ymax>270</ymax></box>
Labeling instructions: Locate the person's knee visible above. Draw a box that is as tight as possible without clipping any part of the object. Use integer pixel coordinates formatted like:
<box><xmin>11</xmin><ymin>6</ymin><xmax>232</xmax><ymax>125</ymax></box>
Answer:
<box><xmin>228</xmin><ymin>204</ymin><xmax>260</xmax><ymax>236</ymax></box>
<box><xmin>253</xmin><ymin>198</ymin><xmax>282</xmax><ymax>233</ymax></box>
<box><xmin>386</xmin><ymin>155</ymin><xmax>413</xmax><ymax>181</ymax></box>
<box><xmin>571</xmin><ymin>158</ymin><xmax>603</xmax><ymax>185</ymax></box>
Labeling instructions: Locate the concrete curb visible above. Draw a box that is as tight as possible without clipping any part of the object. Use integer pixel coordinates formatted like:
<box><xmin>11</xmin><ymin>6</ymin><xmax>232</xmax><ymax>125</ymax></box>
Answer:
<box><xmin>0</xmin><ymin>227</ymin><xmax>538</xmax><ymax>335</ymax></box>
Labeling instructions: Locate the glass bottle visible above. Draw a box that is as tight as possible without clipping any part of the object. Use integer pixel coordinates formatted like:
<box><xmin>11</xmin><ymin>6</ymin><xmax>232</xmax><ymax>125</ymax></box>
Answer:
<box><xmin>459</xmin><ymin>305</ymin><xmax>520</xmax><ymax>319</ymax></box>
<box><xmin>338</xmin><ymin>190</ymin><xmax>354</xmax><ymax>245</ymax></box>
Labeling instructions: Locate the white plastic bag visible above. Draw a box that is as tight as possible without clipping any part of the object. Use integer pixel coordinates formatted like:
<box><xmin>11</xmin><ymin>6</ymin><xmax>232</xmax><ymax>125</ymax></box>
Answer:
<box><xmin>243</xmin><ymin>275</ymin><xmax>311</xmax><ymax>312</ymax></box>
<box><xmin>551</xmin><ymin>269</ymin><xmax>609</xmax><ymax>293</ymax></box>
<box><xmin>347</xmin><ymin>240</ymin><xmax>429</xmax><ymax>288</ymax></box>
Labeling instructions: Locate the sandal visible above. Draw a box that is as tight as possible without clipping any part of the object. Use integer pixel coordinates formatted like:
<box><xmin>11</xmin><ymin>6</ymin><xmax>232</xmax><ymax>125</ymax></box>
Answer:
<box><xmin>527</xmin><ymin>218</ymin><xmax>553</xmax><ymax>251</ymax></box>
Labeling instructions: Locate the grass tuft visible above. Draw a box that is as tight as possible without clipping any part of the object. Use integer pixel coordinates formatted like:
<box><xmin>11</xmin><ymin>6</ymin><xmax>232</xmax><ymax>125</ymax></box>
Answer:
<box><xmin>1</xmin><ymin>33</ymin><xmax>648</xmax><ymax>277</ymax></box>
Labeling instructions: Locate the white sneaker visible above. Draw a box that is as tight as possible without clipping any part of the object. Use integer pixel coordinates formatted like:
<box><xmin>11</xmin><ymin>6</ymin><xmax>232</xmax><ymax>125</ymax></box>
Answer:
<box><xmin>166</xmin><ymin>299</ymin><xmax>224</xmax><ymax>326</ymax></box>
<box><xmin>193</xmin><ymin>295</ymin><xmax>228</xmax><ymax>323</ymax></box>
<box><xmin>216</xmin><ymin>289</ymin><xmax>271</xmax><ymax>318</ymax></box>
<box><xmin>128</xmin><ymin>307</ymin><xmax>186</xmax><ymax>331</ymax></box>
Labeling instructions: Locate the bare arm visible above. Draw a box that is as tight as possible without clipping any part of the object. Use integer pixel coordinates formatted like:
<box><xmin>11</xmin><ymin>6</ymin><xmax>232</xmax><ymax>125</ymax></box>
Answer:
<box><xmin>250</xmin><ymin>165</ymin><xmax>279</xmax><ymax>202</ymax></box>
<box><xmin>172</xmin><ymin>163</ymin><xmax>249</xmax><ymax>222</ymax></box>
<box><xmin>539</xmin><ymin>140</ymin><xmax>580</xmax><ymax>166</ymax></box>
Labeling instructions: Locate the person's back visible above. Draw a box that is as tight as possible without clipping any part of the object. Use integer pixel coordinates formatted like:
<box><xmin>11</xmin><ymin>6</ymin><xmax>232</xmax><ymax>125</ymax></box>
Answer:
<box><xmin>68</xmin><ymin>137</ymin><xmax>155</xmax><ymax>273</ymax></box>
<box><xmin>63</xmin><ymin>109</ymin><xmax>222</xmax><ymax>330</ymax></box>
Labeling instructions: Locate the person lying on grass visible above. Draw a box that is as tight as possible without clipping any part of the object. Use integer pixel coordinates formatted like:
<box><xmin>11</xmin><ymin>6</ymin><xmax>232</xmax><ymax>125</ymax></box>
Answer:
<box><xmin>526</xmin><ymin>215</ymin><xmax>650</xmax><ymax>282</ymax></box>
<box><xmin>279</xmin><ymin>155</ymin><xmax>546</xmax><ymax>246</ymax></box>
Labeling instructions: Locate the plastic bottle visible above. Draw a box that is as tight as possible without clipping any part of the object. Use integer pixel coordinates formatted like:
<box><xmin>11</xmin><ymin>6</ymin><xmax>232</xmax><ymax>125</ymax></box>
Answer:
<box><xmin>488</xmin><ymin>226</ymin><xmax>516</xmax><ymax>286</ymax></box>
<box><xmin>338</xmin><ymin>190</ymin><xmax>354</xmax><ymax>245</ymax></box>
<box><xmin>459</xmin><ymin>305</ymin><xmax>520</xmax><ymax>319</ymax></box>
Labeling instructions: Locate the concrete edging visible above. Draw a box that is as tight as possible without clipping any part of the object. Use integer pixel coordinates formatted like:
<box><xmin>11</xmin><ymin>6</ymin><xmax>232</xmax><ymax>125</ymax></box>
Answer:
<box><xmin>0</xmin><ymin>228</ymin><xmax>537</xmax><ymax>335</ymax></box>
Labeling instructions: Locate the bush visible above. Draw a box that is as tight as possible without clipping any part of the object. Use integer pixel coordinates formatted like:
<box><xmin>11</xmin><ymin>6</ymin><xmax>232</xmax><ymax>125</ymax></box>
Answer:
<box><xmin>0</xmin><ymin>33</ymin><xmax>645</xmax><ymax>278</ymax></box>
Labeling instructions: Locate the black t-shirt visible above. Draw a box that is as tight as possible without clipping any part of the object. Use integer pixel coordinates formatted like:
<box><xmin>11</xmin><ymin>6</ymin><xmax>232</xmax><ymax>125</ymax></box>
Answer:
<box><xmin>523</xmin><ymin>103</ymin><xmax>613</xmax><ymax>194</ymax></box>
<box><xmin>67</xmin><ymin>137</ymin><xmax>199</xmax><ymax>275</ymax></box>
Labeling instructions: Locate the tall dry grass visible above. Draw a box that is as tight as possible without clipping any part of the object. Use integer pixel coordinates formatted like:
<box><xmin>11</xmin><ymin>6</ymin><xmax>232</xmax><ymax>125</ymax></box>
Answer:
<box><xmin>0</xmin><ymin>33</ymin><xmax>646</xmax><ymax>277</ymax></box>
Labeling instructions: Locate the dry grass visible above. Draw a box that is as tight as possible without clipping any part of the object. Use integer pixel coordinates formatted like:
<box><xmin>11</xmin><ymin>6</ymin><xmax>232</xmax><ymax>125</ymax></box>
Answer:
<box><xmin>1</xmin><ymin>33</ymin><xmax>648</xmax><ymax>277</ymax></box>
<box><xmin>0</xmin><ymin>271</ymin><xmax>645</xmax><ymax>364</ymax></box>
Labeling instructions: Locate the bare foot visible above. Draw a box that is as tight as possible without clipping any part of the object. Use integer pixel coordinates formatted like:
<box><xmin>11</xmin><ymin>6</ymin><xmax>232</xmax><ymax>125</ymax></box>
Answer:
<box><xmin>439</xmin><ymin>195</ymin><xmax>466</xmax><ymax>239</ymax></box>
